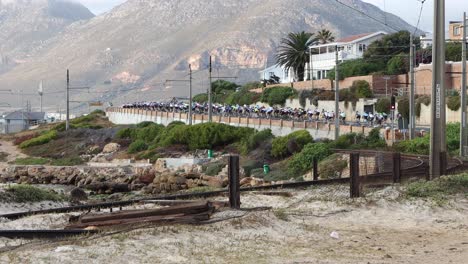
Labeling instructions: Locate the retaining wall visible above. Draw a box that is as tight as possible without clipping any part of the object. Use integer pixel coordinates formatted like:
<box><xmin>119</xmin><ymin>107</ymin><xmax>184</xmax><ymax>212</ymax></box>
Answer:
<box><xmin>106</xmin><ymin>108</ymin><xmax>377</xmax><ymax>140</ymax></box>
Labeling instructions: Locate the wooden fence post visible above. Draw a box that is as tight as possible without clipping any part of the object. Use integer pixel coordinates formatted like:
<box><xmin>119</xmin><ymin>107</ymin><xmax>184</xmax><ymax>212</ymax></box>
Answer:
<box><xmin>350</xmin><ymin>153</ymin><xmax>360</xmax><ymax>198</ymax></box>
<box><xmin>392</xmin><ymin>152</ymin><xmax>401</xmax><ymax>183</ymax></box>
<box><xmin>228</xmin><ymin>155</ymin><xmax>241</xmax><ymax>209</ymax></box>
<box><xmin>313</xmin><ymin>158</ymin><xmax>319</xmax><ymax>181</ymax></box>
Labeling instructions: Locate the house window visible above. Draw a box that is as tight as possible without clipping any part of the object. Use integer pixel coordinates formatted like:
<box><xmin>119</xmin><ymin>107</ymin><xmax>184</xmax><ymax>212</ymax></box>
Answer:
<box><xmin>269</xmin><ymin>72</ymin><xmax>275</xmax><ymax>77</ymax></box>
<box><xmin>317</xmin><ymin>71</ymin><xmax>322</xmax><ymax>80</ymax></box>
<box><xmin>347</xmin><ymin>45</ymin><xmax>352</xmax><ymax>51</ymax></box>
<box><xmin>284</xmin><ymin>70</ymin><xmax>289</xmax><ymax>78</ymax></box>
<box><xmin>454</xmin><ymin>26</ymin><xmax>461</xmax><ymax>36</ymax></box>
<box><xmin>359</xmin><ymin>44</ymin><xmax>367</xmax><ymax>52</ymax></box>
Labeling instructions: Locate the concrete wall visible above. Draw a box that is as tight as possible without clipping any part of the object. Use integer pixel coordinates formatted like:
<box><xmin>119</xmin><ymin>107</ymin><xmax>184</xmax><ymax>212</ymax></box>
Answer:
<box><xmin>106</xmin><ymin>108</ymin><xmax>377</xmax><ymax>140</ymax></box>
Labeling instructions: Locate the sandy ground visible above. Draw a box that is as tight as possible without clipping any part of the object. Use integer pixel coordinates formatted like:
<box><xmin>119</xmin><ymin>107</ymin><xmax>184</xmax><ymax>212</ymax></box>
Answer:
<box><xmin>0</xmin><ymin>140</ymin><xmax>26</xmax><ymax>164</ymax></box>
<box><xmin>0</xmin><ymin>185</ymin><xmax>466</xmax><ymax>264</ymax></box>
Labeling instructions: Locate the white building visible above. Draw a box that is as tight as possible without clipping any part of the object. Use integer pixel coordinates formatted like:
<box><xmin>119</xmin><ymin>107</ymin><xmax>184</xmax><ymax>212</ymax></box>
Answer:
<box><xmin>260</xmin><ymin>31</ymin><xmax>388</xmax><ymax>83</ymax></box>
<box><xmin>420</xmin><ymin>33</ymin><xmax>433</xmax><ymax>49</ymax></box>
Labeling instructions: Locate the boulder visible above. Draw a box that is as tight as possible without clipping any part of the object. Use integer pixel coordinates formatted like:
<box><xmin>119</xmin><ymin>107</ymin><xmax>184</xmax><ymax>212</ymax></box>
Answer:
<box><xmin>202</xmin><ymin>175</ymin><xmax>223</xmax><ymax>188</ymax></box>
<box><xmin>102</xmin><ymin>143</ymin><xmax>121</xmax><ymax>154</ymax></box>
<box><xmin>138</xmin><ymin>173</ymin><xmax>155</xmax><ymax>184</ymax></box>
<box><xmin>70</xmin><ymin>188</ymin><xmax>88</xmax><ymax>201</ymax></box>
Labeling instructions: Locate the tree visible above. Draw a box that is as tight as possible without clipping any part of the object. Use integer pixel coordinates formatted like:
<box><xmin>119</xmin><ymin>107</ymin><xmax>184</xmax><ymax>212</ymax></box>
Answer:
<box><xmin>386</xmin><ymin>53</ymin><xmax>409</xmax><ymax>75</ymax></box>
<box><xmin>316</xmin><ymin>29</ymin><xmax>335</xmax><ymax>44</ymax></box>
<box><xmin>364</xmin><ymin>31</ymin><xmax>419</xmax><ymax>65</ymax></box>
<box><xmin>276</xmin><ymin>31</ymin><xmax>317</xmax><ymax>81</ymax></box>
<box><xmin>211</xmin><ymin>80</ymin><xmax>239</xmax><ymax>94</ymax></box>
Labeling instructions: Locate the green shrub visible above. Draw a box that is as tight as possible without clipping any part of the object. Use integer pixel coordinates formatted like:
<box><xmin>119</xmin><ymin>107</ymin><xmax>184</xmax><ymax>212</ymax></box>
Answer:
<box><xmin>135</xmin><ymin>149</ymin><xmax>160</xmax><ymax>163</ymax></box>
<box><xmin>115</xmin><ymin>127</ymin><xmax>136</xmax><ymax>140</ymax></box>
<box><xmin>397</xmin><ymin>97</ymin><xmax>410</xmax><ymax>120</ymax></box>
<box><xmin>298</xmin><ymin>90</ymin><xmax>314</xmax><ymax>108</ymax></box>
<box><xmin>135</xmin><ymin>123</ymin><xmax>164</xmax><ymax>142</ymax></box>
<box><xmin>50</xmin><ymin>157</ymin><xmax>84</xmax><ymax>166</ymax></box>
<box><xmin>242</xmin><ymin>160</ymin><xmax>264</xmax><ymax>177</ymax></box>
<box><xmin>261</xmin><ymin>87</ymin><xmax>297</xmax><ymax>106</ymax></box>
<box><xmin>351</xmin><ymin>80</ymin><xmax>373</xmax><ymax>98</ymax></box>
<box><xmin>128</xmin><ymin>140</ymin><xmax>148</xmax><ymax>154</ymax></box>
<box><xmin>20</xmin><ymin>130</ymin><xmax>58</xmax><ymax>149</ymax></box>
<box><xmin>239</xmin><ymin>129</ymin><xmax>273</xmax><ymax>154</ymax></box>
<box><xmin>14</xmin><ymin>157</ymin><xmax>49</xmax><ymax>165</ymax></box>
<box><xmin>328</xmin><ymin>59</ymin><xmax>386</xmax><ymax>80</ymax></box>
<box><xmin>136</xmin><ymin>121</ymin><xmax>155</xmax><ymax>128</ymax></box>
<box><xmin>406</xmin><ymin>174</ymin><xmax>468</xmax><ymax>203</ymax></box>
<box><xmin>271</xmin><ymin>130</ymin><xmax>313</xmax><ymax>158</ymax></box>
<box><xmin>375</xmin><ymin>98</ymin><xmax>391</xmax><ymax>114</ymax></box>
<box><xmin>193</xmin><ymin>93</ymin><xmax>208</xmax><ymax>103</ymax></box>
<box><xmin>225</xmin><ymin>88</ymin><xmax>261</xmax><ymax>105</ymax></box>
<box><xmin>6</xmin><ymin>185</ymin><xmax>64</xmax><ymax>203</ymax></box>
<box><xmin>288</xmin><ymin>143</ymin><xmax>332</xmax><ymax>177</ymax></box>
<box><xmin>204</xmin><ymin>162</ymin><xmax>225</xmax><ymax>176</ymax></box>
<box><xmin>416</xmin><ymin>95</ymin><xmax>431</xmax><ymax>117</ymax></box>
<box><xmin>386</xmin><ymin>54</ymin><xmax>409</xmax><ymax>75</ymax></box>
<box><xmin>447</xmin><ymin>95</ymin><xmax>461</xmax><ymax>111</ymax></box>
<box><xmin>318</xmin><ymin>154</ymin><xmax>348</xmax><ymax>179</ymax></box>
<box><xmin>395</xmin><ymin>134</ymin><xmax>430</xmax><ymax>155</ymax></box>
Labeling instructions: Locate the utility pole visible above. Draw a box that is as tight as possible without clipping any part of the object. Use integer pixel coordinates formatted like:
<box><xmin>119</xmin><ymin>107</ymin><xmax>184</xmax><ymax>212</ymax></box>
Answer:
<box><xmin>310</xmin><ymin>48</ymin><xmax>314</xmax><ymax>90</ymax></box>
<box><xmin>189</xmin><ymin>64</ymin><xmax>193</xmax><ymax>125</ymax></box>
<box><xmin>461</xmin><ymin>12</ymin><xmax>467</xmax><ymax>157</ymax></box>
<box><xmin>38</xmin><ymin>80</ymin><xmax>44</xmax><ymax>113</ymax></box>
<box><xmin>208</xmin><ymin>56</ymin><xmax>213</xmax><ymax>122</ymax></box>
<box><xmin>409</xmin><ymin>35</ymin><xmax>416</xmax><ymax>140</ymax></box>
<box><xmin>66</xmin><ymin>69</ymin><xmax>70</xmax><ymax>131</ymax></box>
<box><xmin>430</xmin><ymin>0</ymin><xmax>447</xmax><ymax>178</ymax></box>
<box><xmin>335</xmin><ymin>45</ymin><xmax>340</xmax><ymax>140</ymax></box>
<box><xmin>66</xmin><ymin>69</ymin><xmax>90</xmax><ymax>131</ymax></box>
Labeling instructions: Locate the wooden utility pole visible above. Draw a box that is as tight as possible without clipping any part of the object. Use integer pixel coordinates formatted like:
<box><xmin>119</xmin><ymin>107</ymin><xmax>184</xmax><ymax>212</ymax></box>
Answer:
<box><xmin>409</xmin><ymin>35</ymin><xmax>416</xmax><ymax>140</ymax></box>
<box><xmin>208</xmin><ymin>56</ymin><xmax>213</xmax><ymax>122</ymax></box>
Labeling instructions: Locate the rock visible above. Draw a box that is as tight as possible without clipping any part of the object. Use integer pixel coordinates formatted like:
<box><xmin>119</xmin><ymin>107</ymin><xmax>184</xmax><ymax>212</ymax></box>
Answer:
<box><xmin>87</xmin><ymin>145</ymin><xmax>101</xmax><ymax>154</ymax></box>
<box><xmin>102</xmin><ymin>143</ymin><xmax>121</xmax><ymax>154</ymax></box>
<box><xmin>202</xmin><ymin>176</ymin><xmax>223</xmax><ymax>188</ymax></box>
<box><xmin>139</xmin><ymin>173</ymin><xmax>155</xmax><ymax>184</ymax></box>
<box><xmin>70</xmin><ymin>188</ymin><xmax>88</xmax><ymax>201</ymax></box>
<box><xmin>240</xmin><ymin>177</ymin><xmax>252</xmax><ymax>186</ymax></box>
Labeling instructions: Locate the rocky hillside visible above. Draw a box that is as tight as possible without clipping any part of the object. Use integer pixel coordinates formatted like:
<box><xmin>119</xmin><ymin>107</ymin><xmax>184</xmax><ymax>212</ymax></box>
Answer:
<box><xmin>0</xmin><ymin>0</ymin><xmax>415</xmax><ymax>111</ymax></box>
<box><xmin>0</xmin><ymin>0</ymin><xmax>94</xmax><ymax>74</ymax></box>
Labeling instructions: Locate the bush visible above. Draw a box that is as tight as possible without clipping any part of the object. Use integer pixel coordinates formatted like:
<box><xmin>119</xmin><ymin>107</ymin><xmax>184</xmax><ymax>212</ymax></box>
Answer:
<box><xmin>6</xmin><ymin>185</ymin><xmax>64</xmax><ymax>203</ymax></box>
<box><xmin>193</xmin><ymin>93</ymin><xmax>208</xmax><ymax>103</ymax></box>
<box><xmin>298</xmin><ymin>90</ymin><xmax>314</xmax><ymax>108</ymax></box>
<box><xmin>128</xmin><ymin>140</ymin><xmax>148</xmax><ymax>154</ymax></box>
<box><xmin>351</xmin><ymin>80</ymin><xmax>373</xmax><ymax>98</ymax></box>
<box><xmin>14</xmin><ymin>157</ymin><xmax>49</xmax><ymax>165</ymax></box>
<box><xmin>271</xmin><ymin>130</ymin><xmax>313</xmax><ymax>158</ymax></box>
<box><xmin>50</xmin><ymin>157</ymin><xmax>84</xmax><ymax>166</ymax></box>
<box><xmin>242</xmin><ymin>160</ymin><xmax>263</xmax><ymax>177</ymax></box>
<box><xmin>447</xmin><ymin>95</ymin><xmax>461</xmax><ymax>111</ymax></box>
<box><xmin>288</xmin><ymin>143</ymin><xmax>332</xmax><ymax>177</ymax></box>
<box><xmin>261</xmin><ymin>87</ymin><xmax>297</xmax><ymax>106</ymax></box>
<box><xmin>416</xmin><ymin>95</ymin><xmax>431</xmax><ymax>117</ymax></box>
<box><xmin>115</xmin><ymin>127</ymin><xmax>136</xmax><ymax>140</ymax></box>
<box><xmin>375</xmin><ymin>98</ymin><xmax>391</xmax><ymax>114</ymax></box>
<box><xmin>135</xmin><ymin>149</ymin><xmax>160</xmax><ymax>163</ymax></box>
<box><xmin>136</xmin><ymin>121</ymin><xmax>155</xmax><ymax>128</ymax></box>
<box><xmin>395</xmin><ymin>134</ymin><xmax>430</xmax><ymax>155</ymax></box>
<box><xmin>406</xmin><ymin>174</ymin><xmax>468</xmax><ymax>203</ymax></box>
<box><xmin>13</xmin><ymin>133</ymin><xmax>39</xmax><ymax>146</ymax></box>
<box><xmin>225</xmin><ymin>88</ymin><xmax>261</xmax><ymax>105</ymax></box>
<box><xmin>318</xmin><ymin>154</ymin><xmax>348</xmax><ymax>179</ymax></box>
<box><xmin>19</xmin><ymin>130</ymin><xmax>58</xmax><ymax>149</ymax></box>
<box><xmin>386</xmin><ymin>54</ymin><xmax>409</xmax><ymax>75</ymax></box>
<box><xmin>397</xmin><ymin>97</ymin><xmax>410</xmax><ymax>120</ymax></box>
<box><xmin>239</xmin><ymin>129</ymin><xmax>273</xmax><ymax>154</ymax></box>
<box><xmin>204</xmin><ymin>162</ymin><xmax>225</xmax><ymax>176</ymax></box>
<box><xmin>328</xmin><ymin>59</ymin><xmax>386</xmax><ymax>80</ymax></box>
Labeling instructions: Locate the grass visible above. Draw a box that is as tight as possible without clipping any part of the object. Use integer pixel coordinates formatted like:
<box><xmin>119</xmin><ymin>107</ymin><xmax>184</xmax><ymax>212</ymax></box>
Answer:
<box><xmin>14</xmin><ymin>157</ymin><xmax>50</xmax><ymax>165</ymax></box>
<box><xmin>406</xmin><ymin>174</ymin><xmax>468</xmax><ymax>204</ymax></box>
<box><xmin>4</xmin><ymin>185</ymin><xmax>65</xmax><ymax>203</ymax></box>
<box><xmin>0</xmin><ymin>152</ymin><xmax>7</xmax><ymax>162</ymax></box>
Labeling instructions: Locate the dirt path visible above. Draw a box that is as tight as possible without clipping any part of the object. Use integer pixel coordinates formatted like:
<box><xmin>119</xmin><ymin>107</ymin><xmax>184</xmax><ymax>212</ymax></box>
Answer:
<box><xmin>0</xmin><ymin>140</ymin><xmax>27</xmax><ymax>164</ymax></box>
<box><xmin>0</xmin><ymin>185</ymin><xmax>466</xmax><ymax>263</ymax></box>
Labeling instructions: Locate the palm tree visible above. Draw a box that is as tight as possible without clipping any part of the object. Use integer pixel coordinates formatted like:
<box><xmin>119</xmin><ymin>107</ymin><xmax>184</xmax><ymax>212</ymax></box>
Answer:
<box><xmin>275</xmin><ymin>31</ymin><xmax>317</xmax><ymax>81</ymax></box>
<box><xmin>316</xmin><ymin>29</ymin><xmax>335</xmax><ymax>44</ymax></box>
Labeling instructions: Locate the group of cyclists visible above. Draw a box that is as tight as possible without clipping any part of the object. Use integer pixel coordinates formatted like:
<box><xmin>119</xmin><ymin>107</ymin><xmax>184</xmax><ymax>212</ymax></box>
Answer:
<box><xmin>122</xmin><ymin>101</ymin><xmax>394</xmax><ymax>126</ymax></box>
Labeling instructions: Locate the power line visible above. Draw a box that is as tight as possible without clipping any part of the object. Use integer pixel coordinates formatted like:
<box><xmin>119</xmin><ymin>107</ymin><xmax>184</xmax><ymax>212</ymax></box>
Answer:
<box><xmin>334</xmin><ymin>0</ymin><xmax>402</xmax><ymax>32</ymax></box>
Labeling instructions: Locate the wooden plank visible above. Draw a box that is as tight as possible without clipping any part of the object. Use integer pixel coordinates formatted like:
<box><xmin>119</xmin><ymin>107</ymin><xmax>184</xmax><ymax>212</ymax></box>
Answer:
<box><xmin>79</xmin><ymin>201</ymin><xmax>212</xmax><ymax>223</ymax></box>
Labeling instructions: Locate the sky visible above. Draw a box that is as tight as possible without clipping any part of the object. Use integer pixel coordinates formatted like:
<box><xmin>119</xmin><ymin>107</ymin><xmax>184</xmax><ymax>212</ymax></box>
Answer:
<box><xmin>60</xmin><ymin>1</ymin><xmax>468</xmax><ymax>32</ymax></box>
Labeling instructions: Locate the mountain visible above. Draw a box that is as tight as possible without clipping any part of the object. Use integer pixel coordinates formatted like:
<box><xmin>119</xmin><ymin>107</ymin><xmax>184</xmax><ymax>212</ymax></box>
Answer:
<box><xmin>0</xmin><ymin>0</ymin><xmax>94</xmax><ymax>74</ymax></box>
<box><xmin>0</xmin><ymin>0</ymin><xmax>416</xmax><ymax>112</ymax></box>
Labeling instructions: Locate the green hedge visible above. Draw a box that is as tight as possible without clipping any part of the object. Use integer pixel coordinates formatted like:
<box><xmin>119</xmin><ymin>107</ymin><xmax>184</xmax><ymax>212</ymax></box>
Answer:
<box><xmin>271</xmin><ymin>130</ymin><xmax>313</xmax><ymax>158</ymax></box>
<box><xmin>20</xmin><ymin>130</ymin><xmax>58</xmax><ymax>149</ymax></box>
<box><xmin>261</xmin><ymin>87</ymin><xmax>297</xmax><ymax>106</ymax></box>
<box><xmin>239</xmin><ymin>129</ymin><xmax>273</xmax><ymax>155</ymax></box>
<box><xmin>288</xmin><ymin>143</ymin><xmax>332</xmax><ymax>177</ymax></box>
<box><xmin>128</xmin><ymin>140</ymin><xmax>148</xmax><ymax>154</ymax></box>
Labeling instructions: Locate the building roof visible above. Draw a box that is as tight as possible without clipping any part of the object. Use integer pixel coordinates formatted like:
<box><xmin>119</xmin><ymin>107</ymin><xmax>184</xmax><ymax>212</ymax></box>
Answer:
<box><xmin>336</xmin><ymin>32</ymin><xmax>374</xmax><ymax>43</ymax></box>
<box><xmin>3</xmin><ymin>111</ymin><xmax>46</xmax><ymax>121</ymax></box>
<box><xmin>310</xmin><ymin>31</ymin><xmax>388</xmax><ymax>49</ymax></box>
